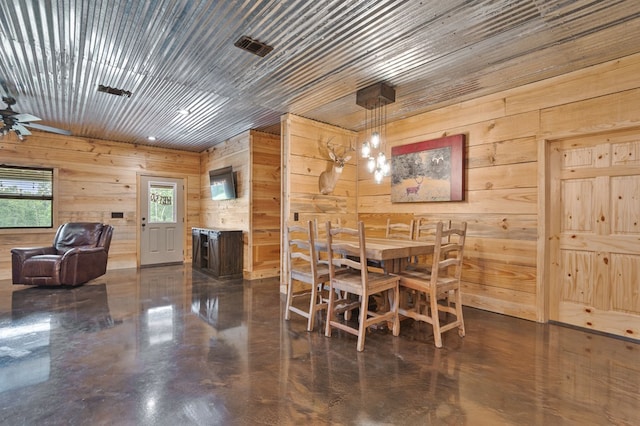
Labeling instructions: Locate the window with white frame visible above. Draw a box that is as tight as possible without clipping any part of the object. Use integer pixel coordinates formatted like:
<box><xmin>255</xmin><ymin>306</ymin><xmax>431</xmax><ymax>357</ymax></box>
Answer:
<box><xmin>0</xmin><ymin>165</ymin><xmax>53</xmax><ymax>229</ymax></box>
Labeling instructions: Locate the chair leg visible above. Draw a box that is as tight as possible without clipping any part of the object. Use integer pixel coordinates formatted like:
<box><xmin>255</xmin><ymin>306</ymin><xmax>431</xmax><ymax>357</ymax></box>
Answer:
<box><xmin>356</xmin><ymin>291</ymin><xmax>369</xmax><ymax>352</ymax></box>
<box><xmin>455</xmin><ymin>289</ymin><xmax>466</xmax><ymax>337</ymax></box>
<box><xmin>386</xmin><ymin>286</ymin><xmax>400</xmax><ymax>336</ymax></box>
<box><xmin>284</xmin><ymin>279</ymin><xmax>294</xmax><ymax>321</ymax></box>
<box><xmin>390</xmin><ymin>285</ymin><xmax>400</xmax><ymax>337</ymax></box>
<box><xmin>415</xmin><ymin>291</ymin><xmax>427</xmax><ymax>315</ymax></box>
<box><xmin>430</xmin><ymin>293</ymin><xmax>443</xmax><ymax>348</ymax></box>
<box><xmin>306</xmin><ymin>282</ymin><xmax>319</xmax><ymax>332</ymax></box>
<box><xmin>325</xmin><ymin>285</ymin><xmax>335</xmax><ymax>338</ymax></box>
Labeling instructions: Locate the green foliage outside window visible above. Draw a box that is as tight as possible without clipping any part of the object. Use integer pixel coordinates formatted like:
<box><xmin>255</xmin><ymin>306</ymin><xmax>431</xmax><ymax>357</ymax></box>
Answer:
<box><xmin>0</xmin><ymin>199</ymin><xmax>52</xmax><ymax>228</ymax></box>
<box><xmin>149</xmin><ymin>184</ymin><xmax>176</xmax><ymax>223</ymax></box>
<box><xmin>0</xmin><ymin>166</ymin><xmax>53</xmax><ymax>228</ymax></box>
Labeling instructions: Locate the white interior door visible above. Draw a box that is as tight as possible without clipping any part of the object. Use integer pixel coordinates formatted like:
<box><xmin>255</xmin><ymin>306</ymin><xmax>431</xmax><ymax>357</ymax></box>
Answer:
<box><xmin>140</xmin><ymin>176</ymin><xmax>185</xmax><ymax>266</ymax></box>
<box><xmin>549</xmin><ymin>130</ymin><xmax>640</xmax><ymax>341</ymax></box>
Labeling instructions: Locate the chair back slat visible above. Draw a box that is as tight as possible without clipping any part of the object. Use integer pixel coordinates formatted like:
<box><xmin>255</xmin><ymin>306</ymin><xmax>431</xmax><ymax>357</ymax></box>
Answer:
<box><xmin>430</xmin><ymin>222</ymin><xmax>467</xmax><ymax>286</ymax></box>
<box><xmin>284</xmin><ymin>220</ymin><xmax>330</xmax><ymax>332</ymax></box>
<box><xmin>287</xmin><ymin>220</ymin><xmax>320</xmax><ymax>279</ymax></box>
<box><xmin>326</xmin><ymin>221</ymin><xmax>368</xmax><ymax>285</ymax></box>
<box><xmin>386</xmin><ymin>218</ymin><xmax>415</xmax><ymax>240</ymax></box>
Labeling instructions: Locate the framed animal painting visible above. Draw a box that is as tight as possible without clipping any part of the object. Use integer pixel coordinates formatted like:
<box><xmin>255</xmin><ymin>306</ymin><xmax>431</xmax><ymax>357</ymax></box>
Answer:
<box><xmin>390</xmin><ymin>134</ymin><xmax>465</xmax><ymax>203</ymax></box>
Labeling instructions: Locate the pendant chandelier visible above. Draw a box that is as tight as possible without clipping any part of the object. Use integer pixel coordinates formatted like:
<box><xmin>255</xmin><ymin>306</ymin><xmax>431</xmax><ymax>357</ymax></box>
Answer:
<box><xmin>356</xmin><ymin>82</ymin><xmax>396</xmax><ymax>184</ymax></box>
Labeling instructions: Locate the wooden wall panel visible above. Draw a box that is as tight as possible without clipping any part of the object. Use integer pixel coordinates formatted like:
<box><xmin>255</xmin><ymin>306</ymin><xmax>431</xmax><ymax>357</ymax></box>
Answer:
<box><xmin>0</xmin><ymin>132</ymin><xmax>201</xmax><ymax>281</ymax></box>
<box><xmin>467</xmin><ymin>137</ymin><xmax>538</xmax><ymax>168</ymax></box>
<box><xmin>359</xmin><ymin>187</ymin><xmax>537</xmax><ymax>215</ymax></box>
<box><xmin>462</xmin><ymin>282</ymin><xmax>537</xmax><ymax>320</ymax></box>
<box><xmin>541</xmin><ymin>88</ymin><xmax>640</xmax><ymax>138</ymax></box>
<box><xmin>360</xmin><ymin>114</ymin><xmax>540</xmax><ymax>314</ymax></box>
<box><xmin>282</xmin><ymin>114</ymin><xmax>358</xmax><ymax>223</ymax></box>
<box><xmin>506</xmin><ymin>53</ymin><xmax>640</xmax><ymax>116</ymax></box>
<box><xmin>354</xmin><ymin>52</ymin><xmax>640</xmax><ymax>321</ymax></box>
<box><xmin>356</xmin><ymin>213</ymin><xmax>416</xmax><ymax>238</ymax></box>
<box><xmin>466</xmin><ymin>162</ymin><xmax>537</xmax><ymax>191</ymax></box>
<box><xmin>201</xmin><ymin>133</ymin><xmax>251</xmax><ymax>231</ymax></box>
<box><xmin>387</xmin><ymin>97</ymin><xmax>506</xmax><ymax>142</ymax></box>
<box><xmin>280</xmin><ymin>114</ymin><xmax>358</xmax><ymax>290</ymax></box>
<box><xmin>249</xmin><ymin>131</ymin><xmax>281</xmax><ymax>279</ymax></box>
<box><xmin>199</xmin><ymin>130</ymin><xmax>281</xmax><ymax>280</ymax></box>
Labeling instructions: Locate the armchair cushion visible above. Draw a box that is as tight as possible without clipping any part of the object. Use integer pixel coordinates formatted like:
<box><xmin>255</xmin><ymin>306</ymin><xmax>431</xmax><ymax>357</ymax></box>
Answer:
<box><xmin>11</xmin><ymin>222</ymin><xmax>114</xmax><ymax>286</ymax></box>
<box><xmin>54</xmin><ymin>222</ymin><xmax>108</xmax><ymax>253</ymax></box>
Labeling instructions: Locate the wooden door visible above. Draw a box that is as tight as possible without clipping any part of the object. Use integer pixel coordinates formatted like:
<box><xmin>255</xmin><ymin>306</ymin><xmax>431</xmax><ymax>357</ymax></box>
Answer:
<box><xmin>549</xmin><ymin>130</ymin><xmax>640</xmax><ymax>341</ymax></box>
<box><xmin>140</xmin><ymin>175</ymin><xmax>185</xmax><ymax>266</ymax></box>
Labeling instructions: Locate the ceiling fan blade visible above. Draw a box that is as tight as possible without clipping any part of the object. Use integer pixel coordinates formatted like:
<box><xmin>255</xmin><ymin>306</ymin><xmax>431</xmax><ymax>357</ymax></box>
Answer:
<box><xmin>13</xmin><ymin>123</ymin><xmax>32</xmax><ymax>135</ymax></box>
<box><xmin>13</xmin><ymin>113</ymin><xmax>42</xmax><ymax>122</ymax></box>
<box><xmin>24</xmin><ymin>122</ymin><xmax>72</xmax><ymax>135</ymax></box>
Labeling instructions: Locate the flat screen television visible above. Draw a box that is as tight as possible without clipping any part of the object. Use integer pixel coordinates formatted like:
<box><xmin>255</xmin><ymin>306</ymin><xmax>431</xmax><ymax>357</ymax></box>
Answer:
<box><xmin>209</xmin><ymin>166</ymin><xmax>237</xmax><ymax>200</ymax></box>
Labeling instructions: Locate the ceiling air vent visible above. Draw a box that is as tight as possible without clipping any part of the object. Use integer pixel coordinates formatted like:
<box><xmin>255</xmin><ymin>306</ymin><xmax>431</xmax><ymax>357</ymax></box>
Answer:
<box><xmin>234</xmin><ymin>35</ymin><xmax>273</xmax><ymax>57</ymax></box>
<box><xmin>97</xmin><ymin>84</ymin><xmax>133</xmax><ymax>98</ymax></box>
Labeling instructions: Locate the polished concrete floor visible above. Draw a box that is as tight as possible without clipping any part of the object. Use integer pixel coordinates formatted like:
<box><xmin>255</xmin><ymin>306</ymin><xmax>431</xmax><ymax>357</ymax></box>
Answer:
<box><xmin>0</xmin><ymin>264</ymin><xmax>638</xmax><ymax>425</ymax></box>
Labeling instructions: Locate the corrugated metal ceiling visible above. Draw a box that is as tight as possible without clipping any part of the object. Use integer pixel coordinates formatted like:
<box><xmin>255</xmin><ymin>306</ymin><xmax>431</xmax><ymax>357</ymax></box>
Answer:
<box><xmin>1</xmin><ymin>0</ymin><xmax>639</xmax><ymax>152</ymax></box>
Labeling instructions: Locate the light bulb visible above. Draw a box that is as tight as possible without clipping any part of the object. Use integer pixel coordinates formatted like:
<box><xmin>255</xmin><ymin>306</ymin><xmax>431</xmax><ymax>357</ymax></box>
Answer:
<box><xmin>374</xmin><ymin>168</ymin><xmax>384</xmax><ymax>184</ymax></box>
<box><xmin>376</xmin><ymin>152</ymin><xmax>386</xmax><ymax>167</ymax></box>
<box><xmin>382</xmin><ymin>161</ymin><xmax>390</xmax><ymax>175</ymax></box>
<box><xmin>361</xmin><ymin>142</ymin><xmax>370</xmax><ymax>158</ymax></box>
<box><xmin>371</xmin><ymin>131</ymin><xmax>380</xmax><ymax>149</ymax></box>
<box><xmin>367</xmin><ymin>156</ymin><xmax>376</xmax><ymax>173</ymax></box>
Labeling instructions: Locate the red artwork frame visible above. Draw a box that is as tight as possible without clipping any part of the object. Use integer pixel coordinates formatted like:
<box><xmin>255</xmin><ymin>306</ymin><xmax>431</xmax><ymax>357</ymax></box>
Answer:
<box><xmin>390</xmin><ymin>134</ymin><xmax>465</xmax><ymax>202</ymax></box>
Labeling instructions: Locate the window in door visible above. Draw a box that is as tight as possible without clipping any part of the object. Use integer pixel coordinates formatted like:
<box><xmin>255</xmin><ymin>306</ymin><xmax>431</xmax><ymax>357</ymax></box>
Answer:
<box><xmin>149</xmin><ymin>182</ymin><xmax>176</xmax><ymax>224</ymax></box>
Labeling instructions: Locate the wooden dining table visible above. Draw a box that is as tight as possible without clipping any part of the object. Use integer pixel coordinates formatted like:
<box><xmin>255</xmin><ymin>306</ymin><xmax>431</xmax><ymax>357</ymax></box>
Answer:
<box><xmin>316</xmin><ymin>237</ymin><xmax>435</xmax><ymax>273</ymax></box>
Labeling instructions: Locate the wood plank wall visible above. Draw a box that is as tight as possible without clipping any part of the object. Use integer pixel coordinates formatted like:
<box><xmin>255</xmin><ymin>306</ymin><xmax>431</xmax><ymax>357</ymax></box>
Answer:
<box><xmin>358</xmin><ymin>52</ymin><xmax>640</xmax><ymax>321</ymax></box>
<box><xmin>280</xmin><ymin>114</ymin><xmax>358</xmax><ymax>290</ymax></box>
<box><xmin>201</xmin><ymin>132</ymin><xmax>251</xmax><ymax>231</ymax></box>
<box><xmin>282</xmin><ymin>114</ymin><xmax>359</xmax><ymax>227</ymax></box>
<box><xmin>250</xmin><ymin>131</ymin><xmax>281</xmax><ymax>279</ymax></box>
<box><xmin>200</xmin><ymin>130</ymin><xmax>281</xmax><ymax>279</ymax></box>
<box><xmin>0</xmin><ymin>132</ymin><xmax>201</xmax><ymax>281</ymax></box>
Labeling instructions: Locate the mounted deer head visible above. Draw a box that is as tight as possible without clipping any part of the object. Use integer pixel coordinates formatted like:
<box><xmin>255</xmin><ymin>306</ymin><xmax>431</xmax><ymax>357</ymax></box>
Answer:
<box><xmin>318</xmin><ymin>140</ymin><xmax>354</xmax><ymax>195</ymax></box>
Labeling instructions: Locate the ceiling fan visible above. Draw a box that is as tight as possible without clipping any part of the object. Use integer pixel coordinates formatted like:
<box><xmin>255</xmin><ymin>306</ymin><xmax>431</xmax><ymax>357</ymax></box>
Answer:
<box><xmin>0</xmin><ymin>96</ymin><xmax>71</xmax><ymax>140</ymax></box>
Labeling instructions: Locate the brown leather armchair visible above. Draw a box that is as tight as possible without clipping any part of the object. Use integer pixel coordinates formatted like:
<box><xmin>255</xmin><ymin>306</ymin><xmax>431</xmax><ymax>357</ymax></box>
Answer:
<box><xmin>11</xmin><ymin>222</ymin><xmax>114</xmax><ymax>286</ymax></box>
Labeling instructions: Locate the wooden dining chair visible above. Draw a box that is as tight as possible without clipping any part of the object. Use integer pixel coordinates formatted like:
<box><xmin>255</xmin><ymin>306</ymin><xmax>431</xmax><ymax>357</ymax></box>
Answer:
<box><xmin>313</xmin><ymin>217</ymin><xmax>342</xmax><ymax>256</ymax></box>
<box><xmin>414</xmin><ymin>217</ymin><xmax>450</xmax><ymax>240</ymax></box>
<box><xmin>324</xmin><ymin>221</ymin><xmax>400</xmax><ymax>352</ymax></box>
<box><xmin>396</xmin><ymin>221</ymin><xmax>467</xmax><ymax>348</ymax></box>
<box><xmin>409</xmin><ymin>218</ymin><xmax>452</xmax><ymax>270</ymax></box>
<box><xmin>386</xmin><ymin>218</ymin><xmax>415</xmax><ymax>240</ymax></box>
<box><xmin>284</xmin><ymin>220</ymin><xmax>330</xmax><ymax>331</ymax></box>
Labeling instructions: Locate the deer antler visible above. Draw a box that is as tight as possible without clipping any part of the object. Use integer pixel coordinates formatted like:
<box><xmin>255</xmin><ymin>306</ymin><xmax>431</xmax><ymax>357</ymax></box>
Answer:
<box><xmin>326</xmin><ymin>138</ymin><xmax>337</xmax><ymax>156</ymax></box>
<box><xmin>345</xmin><ymin>142</ymin><xmax>356</xmax><ymax>155</ymax></box>
<box><xmin>326</xmin><ymin>139</ymin><xmax>355</xmax><ymax>158</ymax></box>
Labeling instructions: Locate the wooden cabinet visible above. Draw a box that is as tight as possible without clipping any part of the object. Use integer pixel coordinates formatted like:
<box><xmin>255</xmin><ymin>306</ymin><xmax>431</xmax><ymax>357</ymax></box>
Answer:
<box><xmin>192</xmin><ymin>228</ymin><xmax>243</xmax><ymax>279</ymax></box>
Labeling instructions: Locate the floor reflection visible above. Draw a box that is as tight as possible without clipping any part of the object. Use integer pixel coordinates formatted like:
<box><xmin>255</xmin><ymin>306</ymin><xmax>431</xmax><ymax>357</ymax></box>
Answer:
<box><xmin>192</xmin><ymin>277</ymin><xmax>248</xmax><ymax>383</ymax></box>
<box><xmin>191</xmin><ymin>278</ymin><xmax>244</xmax><ymax>331</ymax></box>
<box><xmin>0</xmin><ymin>313</ymin><xmax>50</xmax><ymax>393</ymax></box>
<box><xmin>12</xmin><ymin>283</ymin><xmax>116</xmax><ymax>333</ymax></box>
<box><xmin>1</xmin><ymin>284</ymin><xmax>118</xmax><ymax>393</ymax></box>
<box><xmin>0</xmin><ymin>264</ymin><xmax>638</xmax><ymax>425</ymax></box>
